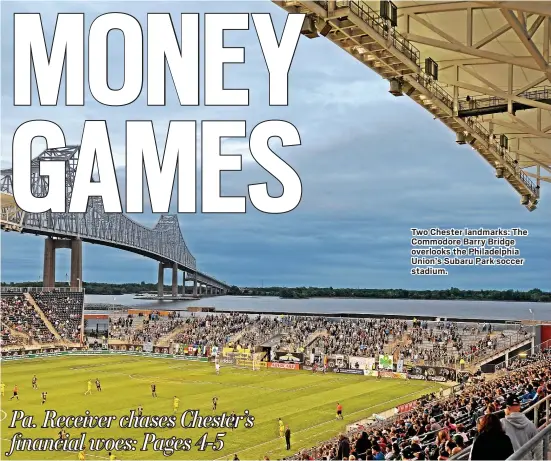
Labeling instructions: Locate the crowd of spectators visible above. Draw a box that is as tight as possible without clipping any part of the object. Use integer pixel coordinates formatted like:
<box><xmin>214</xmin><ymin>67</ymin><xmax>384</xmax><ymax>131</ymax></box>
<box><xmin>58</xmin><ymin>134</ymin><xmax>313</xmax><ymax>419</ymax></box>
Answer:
<box><xmin>102</xmin><ymin>312</ymin><xmax>528</xmax><ymax>370</ymax></box>
<box><xmin>32</xmin><ymin>291</ymin><xmax>84</xmax><ymax>343</ymax></box>
<box><xmin>311</xmin><ymin>318</ymin><xmax>408</xmax><ymax>357</ymax></box>
<box><xmin>1</xmin><ymin>294</ymin><xmax>56</xmax><ymax>344</ymax></box>
<box><xmin>394</xmin><ymin>321</ymin><xmax>527</xmax><ymax>367</ymax></box>
<box><xmin>109</xmin><ymin>311</ymin><xmax>185</xmax><ymax>343</ymax></box>
<box><xmin>171</xmin><ymin>313</ymin><xmax>257</xmax><ymax>349</ymax></box>
<box><xmin>286</xmin><ymin>351</ymin><xmax>551</xmax><ymax>461</ymax></box>
<box><xmin>1</xmin><ymin>323</ymin><xmax>26</xmax><ymax>346</ymax></box>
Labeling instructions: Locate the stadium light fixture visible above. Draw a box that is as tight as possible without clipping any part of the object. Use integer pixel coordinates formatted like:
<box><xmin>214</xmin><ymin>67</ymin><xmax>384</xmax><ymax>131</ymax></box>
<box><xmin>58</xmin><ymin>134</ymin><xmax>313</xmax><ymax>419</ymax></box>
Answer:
<box><xmin>389</xmin><ymin>78</ymin><xmax>403</xmax><ymax>96</ymax></box>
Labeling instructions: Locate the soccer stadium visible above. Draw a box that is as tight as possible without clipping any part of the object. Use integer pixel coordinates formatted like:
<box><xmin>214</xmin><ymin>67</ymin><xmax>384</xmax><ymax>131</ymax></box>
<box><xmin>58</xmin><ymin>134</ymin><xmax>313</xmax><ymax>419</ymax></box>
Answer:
<box><xmin>1</xmin><ymin>290</ymin><xmax>550</xmax><ymax>460</ymax></box>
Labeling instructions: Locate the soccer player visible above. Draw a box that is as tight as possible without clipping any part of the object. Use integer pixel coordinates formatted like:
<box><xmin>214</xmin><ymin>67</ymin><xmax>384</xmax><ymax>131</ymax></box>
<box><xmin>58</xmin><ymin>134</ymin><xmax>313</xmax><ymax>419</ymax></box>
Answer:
<box><xmin>84</xmin><ymin>380</ymin><xmax>92</xmax><ymax>396</ymax></box>
<box><xmin>137</xmin><ymin>405</ymin><xmax>143</xmax><ymax>417</ymax></box>
<box><xmin>58</xmin><ymin>429</ymin><xmax>66</xmax><ymax>440</ymax></box>
<box><xmin>336</xmin><ymin>403</ymin><xmax>343</xmax><ymax>419</ymax></box>
<box><xmin>278</xmin><ymin>418</ymin><xmax>285</xmax><ymax>438</ymax></box>
<box><xmin>215</xmin><ymin>362</ymin><xmax>221</xmax><ymax>375</ymax></box>
<box><xmin>41</xmin><ymin>391</ymin><xmax>47</xmax><ymax>405</ymax></box>
<box><xmin>230</xmin><ymin>410</ymin><xmax>236</xmax><ymax>431</ymax></box>
<box><xmin>151</xmin><ymin>383</ymin><xmax>157</xmax><ymax>397</ymax></box>
<box><xmin>108</xmin><ymin>452</ymin><xmax>116</xmax><ymax>461</ymax></box>
<box><xmin>78</xmin><ymin>446</ymin><xmax>86</xmax><ymax>460</ymax></box>
<box><xmin>95</xmin><ymin>378</ymin><xmax>102</xmax><ymax>392</ymax></box>
<box><xmin>32</xmin><ymin>375</ymin><xmax>38</xmax><ymax>389</ymax></box>
<box><xmin>10</xmin><ymin>385</ymin><xmax>18</xmax><ymax>400</ymax></box>
<box><xmin>212</xmin><ymin>396</ymin><xmax>218</xmax><ymax>411</ymax></box>
<box><xmin>173</xmin><ymin>396</ymin><xmax>180</xmax><ymax>413</ymax></box>
<box><xmin>1</xmin><ymin>382</ymin><xmax>5</xmax><ymax>396</ymax></box>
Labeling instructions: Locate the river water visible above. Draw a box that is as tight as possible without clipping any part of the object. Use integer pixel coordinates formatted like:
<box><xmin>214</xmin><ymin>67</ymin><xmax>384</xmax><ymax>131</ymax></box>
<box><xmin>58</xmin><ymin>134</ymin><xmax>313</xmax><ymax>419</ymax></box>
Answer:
<box><xmin>84</xmin><ymin>294</ymin><xmax>550</xmax><ymax>321</ymax></box>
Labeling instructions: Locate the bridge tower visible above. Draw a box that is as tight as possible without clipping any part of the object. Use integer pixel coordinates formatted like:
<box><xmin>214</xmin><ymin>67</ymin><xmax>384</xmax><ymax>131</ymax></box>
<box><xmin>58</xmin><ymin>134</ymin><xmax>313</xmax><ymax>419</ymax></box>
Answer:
<box><xmin>43</xmin><ymin>237</ymin><xmax>82</xmax><ymax>289</ymax></box>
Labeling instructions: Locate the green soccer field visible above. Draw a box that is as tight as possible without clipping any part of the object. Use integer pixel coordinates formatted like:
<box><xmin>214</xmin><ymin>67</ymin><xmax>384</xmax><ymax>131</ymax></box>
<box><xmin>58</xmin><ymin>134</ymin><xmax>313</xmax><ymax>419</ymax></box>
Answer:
<box><xmin>1</xmin><ymin>356</ymin><xmax>442</xmax><ymax>460</ymax></box>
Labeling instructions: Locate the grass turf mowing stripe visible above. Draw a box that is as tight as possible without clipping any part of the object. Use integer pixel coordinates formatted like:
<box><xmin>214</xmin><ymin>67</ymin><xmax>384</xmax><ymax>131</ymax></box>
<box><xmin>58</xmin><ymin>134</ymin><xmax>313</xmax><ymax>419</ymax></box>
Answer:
<box><xmin>1</xmin><ymin>356</ymin><xmax>442</xmax><ymax>460</ymax></box>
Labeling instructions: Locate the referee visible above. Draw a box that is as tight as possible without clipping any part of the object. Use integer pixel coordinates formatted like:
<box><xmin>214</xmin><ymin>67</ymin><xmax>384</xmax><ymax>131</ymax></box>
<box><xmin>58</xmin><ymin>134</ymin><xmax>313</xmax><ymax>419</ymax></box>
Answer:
<box><xmin>285</xmin><ymin>425</ymin><xmax>291</xmax><ymax>450</ymax></box>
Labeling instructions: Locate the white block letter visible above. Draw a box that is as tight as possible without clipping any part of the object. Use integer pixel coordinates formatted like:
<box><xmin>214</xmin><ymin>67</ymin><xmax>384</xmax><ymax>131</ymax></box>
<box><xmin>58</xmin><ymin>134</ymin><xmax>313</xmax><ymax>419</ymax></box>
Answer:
<box><xmin>126</xmin><ymin>121</ymin><xmax>196</xmax><ymax>213</ymax></box>
<box><xmin>253</xmin><ymin>14</ymin><xmax>303</xmax><ymax>106</ymax></box>
<box><xmin>202</xmin><ymin>121</ymin><xmax>246</xmax><ymax>213</ymax></box>
<box><xmin>69</xmin><ymin>121</ymin><xmax>122</xmax><ymax>212</ymax></box>
<box><xmin>147</xmin><ymin>14</ymin><xmax>199</xmax><ymax>106</ymax></box>
<box><xmin>249</xmin><ymin>121</ymin><xmax>301</xmax><ymax>213</ymax></box>
<box><xmin>14</xmin><ymin>13</ymin><xmax>84</xmax><ymax>105</ymax></box>
<box><xmin>89</xmin><ymin>13</ymin><xmax>143</xmax><ymax>106</ymax></box>
<box><xmin>204</xmin><ymin>14</ymin><xmax>249</xmax><ymax>105</ymax></box>
<box><xmin>12</xmin><ymin>121</ymin><xmax>66</xmax><ymax>212</ymax></box>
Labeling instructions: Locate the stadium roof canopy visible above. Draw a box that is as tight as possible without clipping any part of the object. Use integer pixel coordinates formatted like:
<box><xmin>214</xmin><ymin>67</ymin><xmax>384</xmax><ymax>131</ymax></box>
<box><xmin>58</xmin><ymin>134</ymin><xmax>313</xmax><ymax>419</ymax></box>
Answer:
<box><xmin>273</xmin><ymin>1</ymin><xmax>551</xmax><ymax>210</ymax></box>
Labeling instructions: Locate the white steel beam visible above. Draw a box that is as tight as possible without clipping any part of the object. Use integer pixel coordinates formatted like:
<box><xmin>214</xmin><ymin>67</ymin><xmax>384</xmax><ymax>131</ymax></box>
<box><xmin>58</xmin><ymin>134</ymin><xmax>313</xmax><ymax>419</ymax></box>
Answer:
<box><xmin>500</xmin><ymin>9</ymin><xmax>550</xmax><ymax>78</ymax></box>
<box><xmin>405</xmin><ymin>33</ymin><xmax>544</xmax><ymax>71</ymax></box>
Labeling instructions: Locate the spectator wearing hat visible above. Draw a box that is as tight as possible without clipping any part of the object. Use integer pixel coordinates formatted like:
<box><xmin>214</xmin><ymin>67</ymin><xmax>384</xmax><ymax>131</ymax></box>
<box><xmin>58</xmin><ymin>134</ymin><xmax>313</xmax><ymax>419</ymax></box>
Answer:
<box><xmin>501</xmin><ymin>394</ymin><xmax>538</xmax><ymax>451</ymax></box>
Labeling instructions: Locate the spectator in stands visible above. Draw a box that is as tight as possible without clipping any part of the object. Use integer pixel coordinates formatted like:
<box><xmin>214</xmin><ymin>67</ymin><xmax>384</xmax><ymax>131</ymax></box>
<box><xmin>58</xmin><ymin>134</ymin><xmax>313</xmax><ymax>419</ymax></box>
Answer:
<box><xmin>355</xmin><ymin>431</ymin><xmax>370</xmax><ymax>460</ymax></box>
<box><xmin>371</xmin><ymin>444</ymin><xmax>384</xmax><ymax>460</ymax></box>
<box><xmin>501</xmin><ymin>394</ymin><xmax>538</xmax><ymax>452</ymax></box>
<box><xmin>469</xmin><ymin>413</ymin><xmax>514</xmax><ymax>460</ymax></box>
<box><xmin>338</xmin><ymin>434</ymin><xmax>350</xmax><ymax>460</ymax></box>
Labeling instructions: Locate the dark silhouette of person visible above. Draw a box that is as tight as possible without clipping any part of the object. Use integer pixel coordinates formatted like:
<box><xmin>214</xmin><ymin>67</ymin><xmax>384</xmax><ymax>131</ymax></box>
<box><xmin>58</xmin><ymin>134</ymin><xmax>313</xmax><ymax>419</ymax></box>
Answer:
<box><xmin>285</xmin><ymin>426</ymin><xmax>291</xmax><ymax>450</ymax></box>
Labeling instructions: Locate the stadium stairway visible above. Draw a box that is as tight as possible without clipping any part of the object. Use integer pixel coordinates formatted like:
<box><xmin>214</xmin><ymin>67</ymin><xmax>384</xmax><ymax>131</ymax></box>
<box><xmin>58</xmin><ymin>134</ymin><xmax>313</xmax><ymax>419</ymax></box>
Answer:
<box><xmin>304</xmin><ymin>330</ymin><xmax>328</xmax><ymax>349</ymax></box>
<box><xmin>1</xmin><ymin>321</ymin><xmax>32</xmax><ymax>344</ymax></box>
<box><xmin>155</xmin><ymin>325</ymin><xmax>189</xmax><ymax>346</ymax></box>
<box><xmin>24</xmin><ymin>293</ymin><xmax>62</xmax><ymax>341</ymax></box>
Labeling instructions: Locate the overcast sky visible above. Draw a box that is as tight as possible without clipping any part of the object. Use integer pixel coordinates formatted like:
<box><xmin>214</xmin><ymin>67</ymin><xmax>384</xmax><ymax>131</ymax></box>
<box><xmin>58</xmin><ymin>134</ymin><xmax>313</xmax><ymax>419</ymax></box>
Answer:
<box><xmin>1</xmin><ymin>1</ymin><xmax>550</xmax><ymax>290</ymax></box>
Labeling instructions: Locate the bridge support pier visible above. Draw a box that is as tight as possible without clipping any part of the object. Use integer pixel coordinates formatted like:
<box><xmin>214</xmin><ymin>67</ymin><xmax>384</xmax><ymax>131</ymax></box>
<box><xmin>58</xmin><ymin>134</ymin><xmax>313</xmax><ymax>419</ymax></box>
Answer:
<box><xmin>172</xmin><ymin>263</ymin><xmax>178</xmax><ymax>297</ymax></box>
<box><xmin>43</xmin><ymin>237</ymin><xmax>82</xmax><ymax>289</ymax></box>
<box><xmin>43</xmin><ymin>238</ymin><xmax>56</xmax><ymax>288</ymax></box>
<box><xmin>193</xmin><ymin>275</ymin><xmax>198</xmax><ymax>297</ymax></box>
<box><xmin>158</xmin><ymin>263</ymin><xmax>164</xmax><ymax>297</ymax></box>
<box><xmin>70</xmin><ymin>239</ymin><xmax>82</xmax><ymax>290</ymax></box>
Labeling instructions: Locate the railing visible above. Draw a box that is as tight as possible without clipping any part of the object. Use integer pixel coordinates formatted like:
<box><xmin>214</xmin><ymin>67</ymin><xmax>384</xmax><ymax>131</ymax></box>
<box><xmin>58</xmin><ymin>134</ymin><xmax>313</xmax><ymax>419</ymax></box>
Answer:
<box><xmin>508</xmin><ymin>423</ymin><xmax>551</xmax><ymax>460</ymax></box>
<box><xmin>495</xmin><ymin>339</ymin><xmax>551</xmax><ymax>373</ymax></box>
<box><xmin>459</xmin><ymin>332</ymin><xmax>533</xmax><ymax>368</ymax></box>
<box><xmin>0</xmin><ymin>286</ymin><xmax>84</xmax><ymax>293</ymax></box>
<box><xmin>463</xmin><ymin>117</ymin><xmax>538</xmax><ymax>196</ymax></box>
<box><xmin>303</xmin><ymin>0</ymin><xmax>538</xmax><ymax>198</ymax></box>
<box><xmin>458</xmin><ymin>86</ymin><xmax>551</xmax><ymax>112</ymax></box>
<box><xmin>411</xmin><ymin>74</ymin><xmax>454</xmax><ymax>109</ymax></box>
<box><xmin>452</xmin><ymin>394</ymin><xmax>551</xmax><ymax>460</ymax></box>
<box><xmin>348</xmin><ymin>1</ymin><xmax>420</xmax><ymax>67</ymax></box>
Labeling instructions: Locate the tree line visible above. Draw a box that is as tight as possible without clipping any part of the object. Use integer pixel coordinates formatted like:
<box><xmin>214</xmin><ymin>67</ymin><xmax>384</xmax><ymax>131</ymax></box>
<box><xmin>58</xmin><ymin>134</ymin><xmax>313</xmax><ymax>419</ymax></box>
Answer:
<box><xmin>1</xmin><ymin>282</ymin><xmax>549</xmax><ymax>302</ymax></box>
